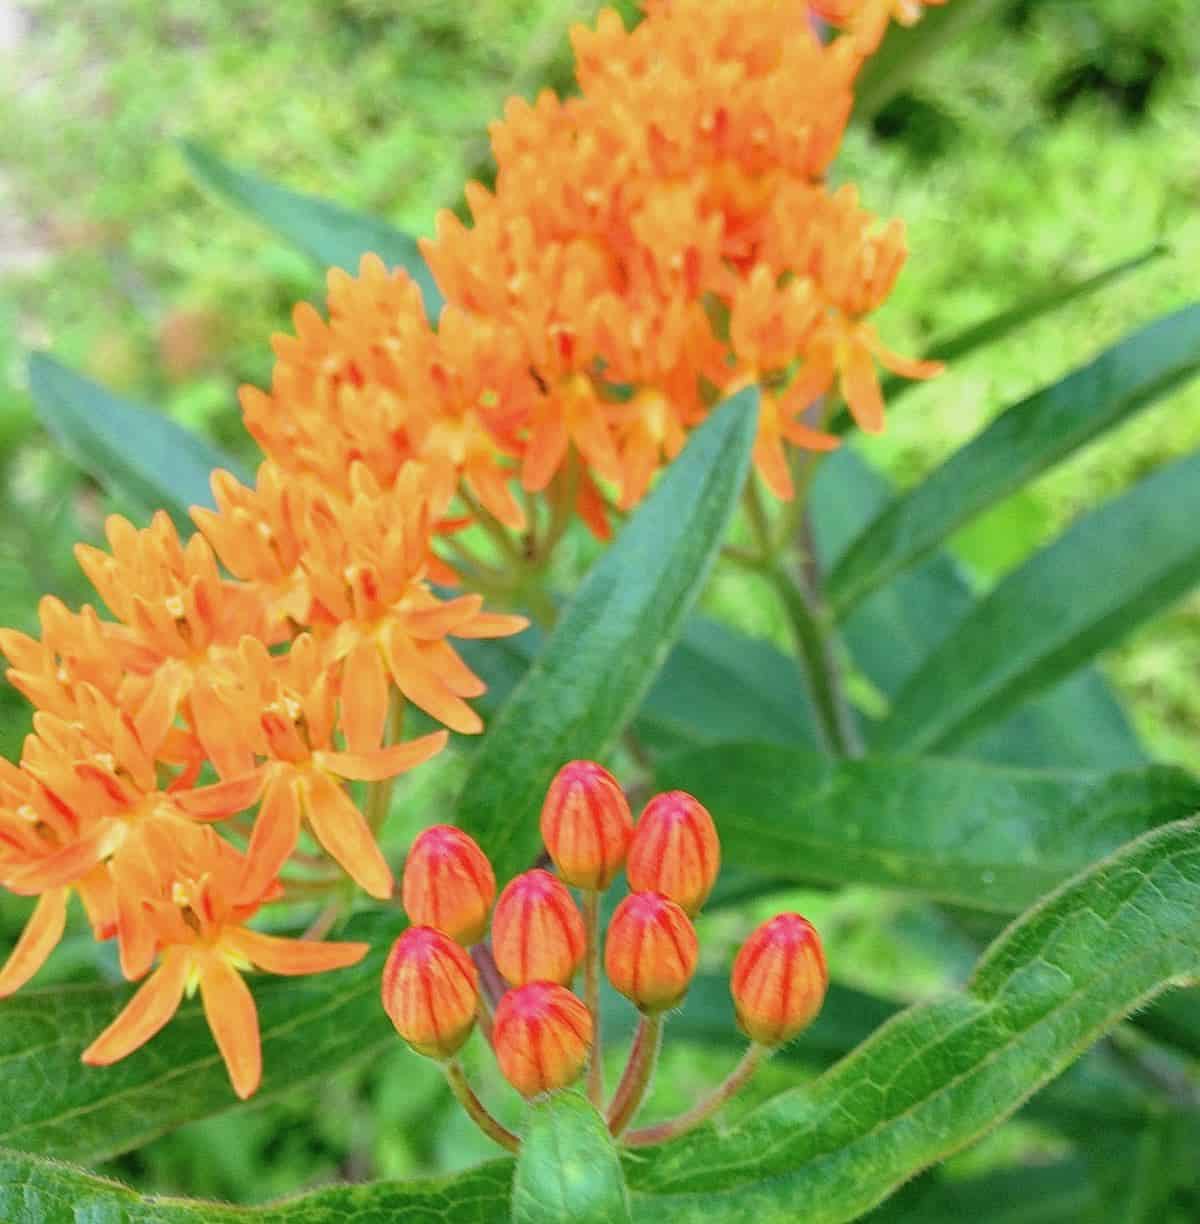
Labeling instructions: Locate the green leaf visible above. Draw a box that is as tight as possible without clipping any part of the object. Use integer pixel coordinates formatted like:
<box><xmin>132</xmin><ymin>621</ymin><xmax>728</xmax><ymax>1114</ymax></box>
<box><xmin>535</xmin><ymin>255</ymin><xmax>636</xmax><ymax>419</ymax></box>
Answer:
<box><xmin>181</xmin><ymin>140</ymin><xmax>443</xmax><ymax>320</ymax></box>
<box><xmin>0</xmin><ymin>911</ymin><xmax>402</xmax><ymax>1165</ymax></box>
<box><xmin>654</xmin><ymin>744</ymin><xmax>1200</xmax><ymax>912</ymax></box>
<box><xmin>26</xmin><ymin>354</ymin><xmax>250</xmax><ymax>531</ymax></box>
<box><xmin>874</xmin><ymin>447</ymin><xmax>1200</xmax><ymax>752</ymax></box>
<box><xmin>626</xmin><ymin>815</ymin><xmax>1200</xmax><ymax>1222</ymax></box>
<box><xmin>512</xmin><ymin>1091</ymin><xmax>631</xmax><ymax>1224</ymax></box>
<box><xmin>852</xmin><ymin>0</ymin><xmax>1008</xmax><ymax>120</ymax></box>
<box><xmin>0</xmin><ymin>1146</ymin><xmax>513</xmax><ymax>1223</ymax></box>
<box><xmin>811</xmin><ymin>448</ymin><xmax>1146</xmax><ymax>770</ymax></box>
<box><xmin>828</xmin><ymin>303</ymin><xmax>1200</xmax><ymax>615</ymax></box>
<box><xmin>455</xmin><ymin>390</ymin><xmax>759</xmax><ymax>886</ymax></box>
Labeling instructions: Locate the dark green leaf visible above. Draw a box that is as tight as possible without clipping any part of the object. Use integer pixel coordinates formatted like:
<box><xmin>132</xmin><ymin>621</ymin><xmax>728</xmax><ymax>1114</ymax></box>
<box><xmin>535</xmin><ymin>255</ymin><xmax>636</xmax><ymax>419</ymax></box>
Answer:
<box><xmin>828</xmin><ymin>303</ymin><xmax>1200</xmax><ymax>615</ymax></box>
<box><xmin>181</xmin><ymin>141</ymin><xmax>443</xmax><ymax>320</ymax></box>
<box><xmin>27</xmin><ymin>354</ymin><xmax>250</xmax><ymax>531</ymax></box>
<box><xmin>626</xmin><ymin>815</ymin><xmax>1200</xmax><ymax>1222</ymax></box>
<box><xmin>655</xmin><ymin>744</ymin><xmax>1200</xmax><ymax>912</ymax></box>
<box><xmin>810</xmin><ymin>447</ymin><xmax>1146</xmax><ymax>770</ymax></box>
<box><xmin>455</xmin><ymin>391</ymin><xmax>759</xmax><ymax>886</ymax></box>
<box><xmin>0</xmin><ymin>1146</ymin><xmax>513</xmax><ymax>1223</ymax></box>
<box><xmin>512</xmin><ymin>1091</ymin><xmax>631</xmax><ymax>1224</ymax></box>
<box><xmin>874</xmin><ymin>447</ymin><xmax>1200</xmax><ymax>752</ymax></box>
<box><xmin>0</xmin><ymin>911</ymin><xmax>402</xmax><ymax>1164</ymax></box>
<box><xmin>852</xmin><ymin>0</ymin><xmax>1008</xmax><ymax>120</ymax></box>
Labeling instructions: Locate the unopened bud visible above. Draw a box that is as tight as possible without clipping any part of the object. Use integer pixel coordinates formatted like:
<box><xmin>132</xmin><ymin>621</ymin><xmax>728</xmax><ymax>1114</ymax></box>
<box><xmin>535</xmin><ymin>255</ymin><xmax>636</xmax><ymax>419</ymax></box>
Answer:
<box><xmin>493</xmin><ymin>981</ymin><xmax>593</xmax><ymax>1097</ymax></box>
<box><xmin>401</xmin><ymin>824</ymin><xmax>496</xmax><ymax>945</ymax></box>
<box><xmin>381</xmin><ymin>926</ymin><xmax>479</xmax><ymax>1059</ymax></box>
<box><xmin>492</xmin><ymin>868</ymin><xmax>586</xmax><ymax>987</ymax></box>
<box><xmin>540</xmin><ymin>760</ymin><xmax>633</xmax><ymax>890</ymax></box>
<box><xmin>626</xmin><ymin>790</ymin><xmax>720</xmax><ymax>916</ymax></box>
<box><xmin>731</xmin><ymin>913</ymin><xmax>827</xmax><ymax>1046</ymax></box>
<box><xmin>604</xmin><ymin>891</ymin><xmax>698</xmax><ymax>1013</ymax></box>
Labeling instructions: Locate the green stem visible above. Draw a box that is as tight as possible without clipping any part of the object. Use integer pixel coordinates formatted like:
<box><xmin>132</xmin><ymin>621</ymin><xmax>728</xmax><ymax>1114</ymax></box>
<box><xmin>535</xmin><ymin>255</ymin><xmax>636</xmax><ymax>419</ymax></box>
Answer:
<box><xmin>768</xmin><ymin>561</ymin><xmax>862</xmax><ymax>758</ymax></box>
<box><xmin>364</xmin><ymin>691</ymin><xmax>405</xmax><ymax>835</ymax></box>
<box><xmin>607</xmin><ymin>1014</ymin><xmax>663</xmax><ymax>1138</ymax></box>
<box><xmin>444</xmin><ymin>1061</ymin><xmax>520</xmax><ymax>1153</ymax></box>
<box><xmin>622</xmin><ymin>1043</ymin><xmax>766</xmax><ymax>1148</ymax></box>
<box><xmin>583</xmin><ymin>889</ymin><xmax>604</xmax><ymax>1106</ymax></box>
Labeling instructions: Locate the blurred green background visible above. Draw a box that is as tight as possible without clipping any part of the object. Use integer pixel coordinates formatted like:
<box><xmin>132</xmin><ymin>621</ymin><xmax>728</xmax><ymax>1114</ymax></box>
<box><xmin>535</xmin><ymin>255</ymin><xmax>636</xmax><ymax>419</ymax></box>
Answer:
<box><xmin>0</xmin><ymin>0</ymin><xmax>1198</xmax><ymax>1205</ymax></box>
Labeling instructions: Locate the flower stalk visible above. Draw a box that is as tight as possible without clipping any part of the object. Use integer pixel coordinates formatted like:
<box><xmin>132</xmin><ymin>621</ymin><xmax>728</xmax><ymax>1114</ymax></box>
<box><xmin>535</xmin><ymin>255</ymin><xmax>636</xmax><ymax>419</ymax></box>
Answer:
<box><xmin>607</xmin><ymin>1014</ymin><xmax>664</xmax><ymax>1138</ymax></box>
<box><xmin>444</xmin><ymin>1060</ymin><xmax>520</xmax><ymax>1153</ymax></box>
<box><xmin>583</xmin><ymin>888</ymin><xmax>604</xmax><ymax>1105</ymax></box>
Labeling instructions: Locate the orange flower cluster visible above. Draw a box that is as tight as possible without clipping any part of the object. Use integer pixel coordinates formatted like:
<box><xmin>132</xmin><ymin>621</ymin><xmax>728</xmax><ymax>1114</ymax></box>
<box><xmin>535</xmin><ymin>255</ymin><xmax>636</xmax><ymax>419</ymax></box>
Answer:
<box><xmin>383</xmin><ymin>762</ymin><xmax>827</xmax><ymax>1147</ymax></box>
<box><xmin>813</xmin><ymin>0</ymin><xmax>950</xmax><ymax>55</ymax></box>
<box><xmin>0</xmin><ymin>0</ymin><xmax>912</xmax><ymax>1101</ymax></box>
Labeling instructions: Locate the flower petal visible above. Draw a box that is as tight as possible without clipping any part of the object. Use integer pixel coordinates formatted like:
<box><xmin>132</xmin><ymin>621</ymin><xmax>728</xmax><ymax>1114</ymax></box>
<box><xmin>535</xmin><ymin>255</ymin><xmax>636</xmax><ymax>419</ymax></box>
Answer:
<box><xmin>82</xmin><ymin>947</ymin><xmax>190</xmax><ymax>1065</ymax></box>
<box><xmin>316</xmin><ymin>731</ymin><xmax>447</xmax><ymax>782</ymax></box>
<box><xmin>0</xmin><ymin>888</ymin><xmax>69</xmax><ymax>997</ymax></box>
<box><xmin>300</xmin><ymin>771</ymin><xmax>393</xmax><ymax>900</ymax></box>
<box><xmin>8</xmin><ymin>822</ymin><xmax>122</xmax><ymax>894</ymax></box>
<box><xmin>339</xmin><ymin>637</ymin><xmax>389</xmax><ymax>756</ymax></box>
<box><xmin>177</xmin><ymin>769</ymin><xmax>266</xmax><ymax>821</ymax></box>
<box><xmin>199</xmin><ymin>954</ymin><xmax>262</xmax><ymax>1100</ymax></box>
<box><xmin>399</xmin><ymin>594</ymin><xmax>485</xmax><ymax>641</ymax></box>
<box><xmin>381</xmin><ymin>624</ymin><xmax>482</xmax><ymax>735</ymax></box>
<box><xmin>839</xmin><ymin>338</ymin><xmax>885</xmax><ymax>434</ymax></box>
<box><xmin>226</xmin><ymin>927</ymin><xmax>369</xmax><ymax>976</ymax></box>
<box><xmin>450</xmin><ymin>610</ymin><xmax>530</xmax><ymax>640</ymax></box>
<box><xmin>239</xmin><ymin>774</ymin><xmax>302</xmax><ymax>905</ymax></box>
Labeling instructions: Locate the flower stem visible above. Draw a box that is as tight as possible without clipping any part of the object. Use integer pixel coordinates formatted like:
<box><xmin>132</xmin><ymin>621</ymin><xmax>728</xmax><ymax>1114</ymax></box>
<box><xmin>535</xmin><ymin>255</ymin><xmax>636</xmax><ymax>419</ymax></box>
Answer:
<box><xmin>444</xmin><ymin>1060</ymin><xmax>520</xmax><ymax>1153</ymax></box>
<box><xmin>470</xmin><ymin>942</ymin><xmax>506</xmax><ymax>1015</ymax></box>
<box><xmin>606</xmin><ymin>1013</ymin><xmax>663</xmax><ymax>1138</ymax></box>
<box><xmin>583</xmin><ymin>889</ymin><xmax>604</xmax><ymax>1106</ymax></box>
<box><xmin>365</xmin><ymin>691</ymin><xmax>405</xmax><ymax>835</ymax></box>
<box><xmin>622</xmin><ymin>1042</ymin><xmax>766</xmax><ymax>1148</ymax></box>
<box><xmin>768</xmin><ymin>560</ymin><xmax>861</xmax><ymax>758</ymax></box>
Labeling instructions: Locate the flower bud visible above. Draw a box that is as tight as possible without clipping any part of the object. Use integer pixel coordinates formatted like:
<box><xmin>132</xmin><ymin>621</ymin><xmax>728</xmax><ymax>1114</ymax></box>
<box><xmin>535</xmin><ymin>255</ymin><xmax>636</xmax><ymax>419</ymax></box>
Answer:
<box><xmin>492</xmin><ymin>869</ymin><xmax>586</xmax><ymax>987</ymax></box>
<box><xmin>626</xmin><ymin>790</ymin><xmax>720</xmax><ymax>916</ymax></box>
<box><xmin>381</xmin><ymin>926</ymin><xmax>479</xmax><ymax>1059</ymax></box>
<box><xmin>540</xmin><ymin>760</ymin><xmax>633</xmax><ymax>890</ymax></box>
<box><xmin>604</xmin><ymin>891</ymin><xmax>698</xmax><ymax>1013</ymax></box>
<box><xmin>731</xmin><ymin>913</ymin><xmax>828</xmax><ymax>1046</ymax></box>
<box><xmin>493</xmin><ymin>981</ymin><xmax>592</xmax><ymax>1097</ymax></box>
<box><xmin>401</xmin><ymin>824</ymin><xmax>496</xmax><ymax>945</ymax></box>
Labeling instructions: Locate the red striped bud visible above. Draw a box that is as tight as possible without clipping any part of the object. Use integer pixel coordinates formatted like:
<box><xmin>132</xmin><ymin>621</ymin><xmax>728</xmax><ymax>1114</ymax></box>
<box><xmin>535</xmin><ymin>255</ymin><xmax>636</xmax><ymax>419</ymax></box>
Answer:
<box><xmin>604</xmin><ymin>891</ymin><xmax>698</xmax><ymax>1013</ymax></box>
<box><xmin>381</xmin><ymin>926</ymin><xmax>479</xmax><ymax>1059</ymax></box>
<box><xmin>492</xmin><ymin>869</ymin><xmax>586</xmax><ymax>986</ymax></box>
<box><xmin>627</xmin><ymin>790</ymin><xmax>720</xmax><ymax>916</ymax></box>
<box><xmin>401</xmin><ymin>824</ymin><xmax>496</xmax><ymax>945</ymax></box>
<box><xmin>493</xmin><ymin>981</ymin><xmax>593</xmax><ymax>1097</ymax></box>
<box><xmin>731</xmin><ymin>913</ymin><xmax>828</xmax><ymax>1046</ymax></box>
<box><xmin>540</xmin><ymin>760</ymin><xmax>633</xmax><ymax>890</ymax></box>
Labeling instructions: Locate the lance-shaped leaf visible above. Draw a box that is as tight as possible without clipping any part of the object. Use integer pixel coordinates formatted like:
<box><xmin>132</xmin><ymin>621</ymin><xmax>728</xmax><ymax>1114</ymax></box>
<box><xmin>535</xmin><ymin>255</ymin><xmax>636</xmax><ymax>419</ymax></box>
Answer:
<box><xmin>182</xmin><ymin>140</ymin><xmax>443</xmax><ymax>320</ymax></box>
<box><xmin>810</xmin><ymin>447</ymin><xmax>1145</xmax><ymax>770</ymax></box>
<box><xmin>625</xmin><ymin>815</ymin><xmax>1200</xmax><ymax>1222</ymax></box>
<box><xmin>874</xmin><ymin>447</ymin><xmax>1200</xmax><ymax>753</ymax></box>
<box><xmin>513</xmin><ymin>1091</ymin><xmax>631</xmax><ymax>1224</ymax></box>
<box><xmin>454</xmin><ymin>390</ymin><xmax>758</xmax><ymax>887</ymax></box>
<box><xmin>0</xmin><ymin>1146</ymin><xmax>514</xmax><ymax>1223</ymax></box>
<box><xmin>0</xmin><ymin>911</ymin><xmax>402</xmax><ymax>1165</ymax></box>
<box><xmin>27</xmin><ymin>354</ymin><xmax>250</xmax><ymax>531</ymax></box>
<box><xmin>828</xmin><ymin>303</ymin><xmax>1200</xmax><ymax>615</ymax></box>
<box><xmin>655</xmin><ymin>744</ymin><xmax>1200</xmax><ymax>913</ymax></box>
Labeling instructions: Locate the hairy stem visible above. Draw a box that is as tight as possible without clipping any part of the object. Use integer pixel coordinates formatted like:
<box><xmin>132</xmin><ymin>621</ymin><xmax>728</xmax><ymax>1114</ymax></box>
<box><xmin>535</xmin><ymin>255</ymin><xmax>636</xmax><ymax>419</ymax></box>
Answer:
<box><xmin>444</xmin><ymin>1060</ymin><xmax>520</xmax><ymax>1153</ymax></box>
<box><xmin>623</xmin><ymin>1042</ymin><xmax>766</xmax><ymax>1148</ymax></box>
<box><xmin>583</xmin><ymin>889</ymin><xmax>604</xmax><ymax>1105</ymax></box>
<box><xmin>607</xmin><ymin>1014</ymin><xmax>664</xmax><ymax>1138</ymax></box>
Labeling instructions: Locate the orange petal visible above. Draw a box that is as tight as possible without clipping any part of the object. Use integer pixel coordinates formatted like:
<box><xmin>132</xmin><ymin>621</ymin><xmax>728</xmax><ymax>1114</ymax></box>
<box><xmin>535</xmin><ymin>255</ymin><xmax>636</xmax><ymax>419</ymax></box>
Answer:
<box><xmin>134</xmin><ymin>662</ymin><xmax>190</xmax><ymax>759</ymax></box>
<box><xmin>316</xmin><ymin>731</ymin><xmax>448</xmax><ymax>782</ymax></box>
<box><xmin>300</xmin><ymin>771</ymin><xmax>393</xmax><ymax>900</ymax></box>
<box><xmin>199</xmin><ymin>954</ymin><xmax>262</xmax><ymax>1100</ymax></box>
<box><xmin>191</xmin><ymin>674</ymin><xmax>257</xmax><ymax>779</ymax></box>
<box><xmin>468</xmin><ymin>464</ymin><xmax>526</xmax><ymax>533</ymax></box>
<box><xmin>382</xmin><ymin>625</ymin><xmax>483</xmax><ymax>735</ymax></box>
<box><xmin>226</xmin><ymin>927</ymin><xmax>369</xmax><ymax>976</ymax></box>
<box><xmin>239</xmin><ymin>775</ymin><xmax>302</xmax><ymax>905</ymax></box>
<box><xmin>82</xmin><ymin>947</ymin><xmax>191</xmax><ymax>1066</ymax></box>
<box><xmin>340</xmin><ymin>638</ymin><xmax>389</xmax><ymax>756</ymax></box>
<box><xmin>177</xmin><ymin>769</ymin><xmax>267</xmax><ymax>821</ymax></box>
<box><xmin>521</xmin><ymin>415</ymin><xmax>569</xmax><ymax>493</ymax></box>
<box><xmin>115</xmin><ymin>876</ymin><xmax>157</xmax><ymax>981</ymax></box>
<box><xmin>451</xmin><ymin>610</ymin><xmax>530</xmax><ymax>640</ymax></box>
<box><xmin>8</xmin><ymin>823</ymin><xmax>121</xmax><ymax>893</ymax></box>
<box><xmin>400</xmin><ymin>594</ymin><xmax>485</xmax><ymax>641</ymax></box>
<box><xmin>839</xmin><ymin>340</ymin><xmax>885</xmax><ymax>434</ymax></box>
<box><xmin>864</xmin><ymin>326</ymin><xmax>945</xmax><ymax>381</ymax></box>
<box><xmin>420</xmin><ymin>641</ymin><xmax>487</xmax><ymax>699</ymax></box>
<box><xmin>753</xmin><ymin>428</ymin><xmax>794</xmax><ymax>501</ymax></box>
<box><xmin>0</xmin><ymin>888</ymin><xmax>69</xmax><ymax>997</ymax></box>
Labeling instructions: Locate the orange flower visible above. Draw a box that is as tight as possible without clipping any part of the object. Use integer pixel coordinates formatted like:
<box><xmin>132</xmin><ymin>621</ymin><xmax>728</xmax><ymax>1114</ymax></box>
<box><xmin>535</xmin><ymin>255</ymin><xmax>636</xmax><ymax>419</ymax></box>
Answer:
<box><xmin>813</xmin><ymin>0</ymin><xmax>949</xmax><ymax>55</ymax></box>
<box><xmin>82</xmin><ymin>823</ymin><xmax>368</xmax><ymax>1099</ymax></box>
<box><xmin>184</xmin><ymin>634</ymin><xmax>447</xmax><ymax>901</ymax></box>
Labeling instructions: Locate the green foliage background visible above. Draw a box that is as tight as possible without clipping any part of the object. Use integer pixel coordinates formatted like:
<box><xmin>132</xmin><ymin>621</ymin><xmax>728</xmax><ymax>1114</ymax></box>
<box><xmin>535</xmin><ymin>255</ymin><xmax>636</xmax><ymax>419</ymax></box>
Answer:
<box><xmin>0</xmin><ymin>0</ymin><xmax>1198</xmax><ymax>1211</ymax></box>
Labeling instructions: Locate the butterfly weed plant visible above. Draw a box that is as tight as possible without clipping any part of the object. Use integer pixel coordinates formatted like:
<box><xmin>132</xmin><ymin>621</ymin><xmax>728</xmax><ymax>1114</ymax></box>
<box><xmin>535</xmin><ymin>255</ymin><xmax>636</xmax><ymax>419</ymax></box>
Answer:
<box><xmin>2</xmin><ymin>1</ymin><xmax>1200</xmax><ymax>1220</ymax></box>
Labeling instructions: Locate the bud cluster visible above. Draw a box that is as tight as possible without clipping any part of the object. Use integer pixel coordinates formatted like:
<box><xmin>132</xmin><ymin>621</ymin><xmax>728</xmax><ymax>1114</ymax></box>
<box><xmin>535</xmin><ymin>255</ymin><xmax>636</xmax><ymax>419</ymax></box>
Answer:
<box><xmin>380</xmin><ymin>760</ymin><xmax>828</xmax><ymax>1150</ymax></box>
